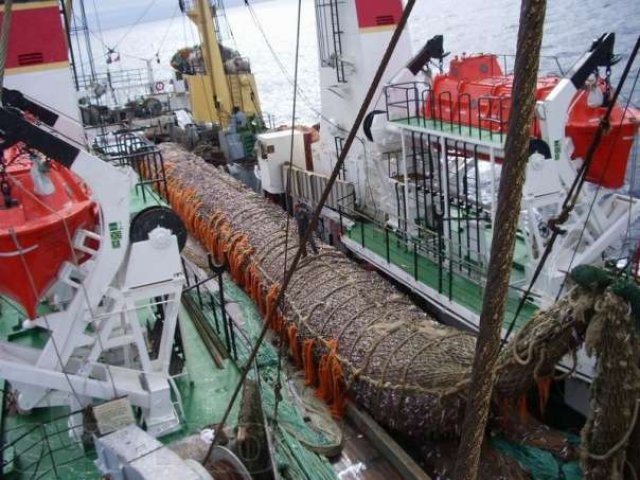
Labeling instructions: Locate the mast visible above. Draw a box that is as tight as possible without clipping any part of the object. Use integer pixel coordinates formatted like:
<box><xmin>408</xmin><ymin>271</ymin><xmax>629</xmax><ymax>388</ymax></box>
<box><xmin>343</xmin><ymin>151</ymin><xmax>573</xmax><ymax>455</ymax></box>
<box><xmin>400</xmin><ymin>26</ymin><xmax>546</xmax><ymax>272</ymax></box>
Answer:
<box><xmin>453</xmin><ymin>0</ymin><xmax>547</xmax><ymax>478</ymax></box>
<box><xmin>60</xmin><ymin>0</ymin><xmax>79</xmax><ymax>90</ymax></box>
<box><xmin>186</xmin><ymin>0</ymin><xmax>232</xmax><ymax>125</ymax></box>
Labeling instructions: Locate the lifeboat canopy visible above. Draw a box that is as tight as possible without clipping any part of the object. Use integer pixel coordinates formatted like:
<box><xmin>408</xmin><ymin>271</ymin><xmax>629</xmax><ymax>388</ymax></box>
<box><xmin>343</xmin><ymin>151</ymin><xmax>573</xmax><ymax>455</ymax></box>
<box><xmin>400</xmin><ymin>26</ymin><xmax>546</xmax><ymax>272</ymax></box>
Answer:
<box><xmin>425</xmin><ymin>53</ymin><xmax>639</xmax><ymax>189</ymax></box>
<box><xmin>0</xmin><ymin>147</ymin><xmax>97</xmax><ymax>318</ymax></box>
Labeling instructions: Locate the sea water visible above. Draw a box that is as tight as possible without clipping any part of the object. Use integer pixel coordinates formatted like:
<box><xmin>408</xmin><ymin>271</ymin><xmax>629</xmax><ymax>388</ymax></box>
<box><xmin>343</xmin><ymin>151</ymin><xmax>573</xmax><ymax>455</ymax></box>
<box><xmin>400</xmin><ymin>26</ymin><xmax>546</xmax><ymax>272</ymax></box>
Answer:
<box><xmin>87</xmin><ymin>0</ymin><xmax>639</xmax><ymax>212</ymax></box>
<box><xmin>86</xmin><ymin>0</ymin><xmax>639</xmax><ymax>124</ymax></box>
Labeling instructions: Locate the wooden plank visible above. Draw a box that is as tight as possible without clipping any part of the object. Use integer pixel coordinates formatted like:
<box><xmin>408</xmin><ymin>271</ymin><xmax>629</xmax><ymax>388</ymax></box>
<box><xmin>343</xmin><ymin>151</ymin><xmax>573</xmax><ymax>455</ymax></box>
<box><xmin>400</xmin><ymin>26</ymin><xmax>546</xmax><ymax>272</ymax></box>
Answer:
<box><xmin>345</xmin><ymin>403</ymin><xmax>431</xmax><ymax>480</ymax></box>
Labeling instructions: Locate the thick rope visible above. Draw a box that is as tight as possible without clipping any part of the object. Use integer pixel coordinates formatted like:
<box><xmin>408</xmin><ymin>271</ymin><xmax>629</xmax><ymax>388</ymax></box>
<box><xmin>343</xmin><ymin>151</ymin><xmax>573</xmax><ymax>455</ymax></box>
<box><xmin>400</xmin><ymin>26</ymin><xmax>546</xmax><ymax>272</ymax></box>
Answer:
<box><xmin>580</xmin><ymin>289</ymin><xmax>640</xmax><ymax>479</ymax></box>
<box><xmin>586</xmin><ymin>399</ymin><xmax>640</xmax><ymax>461</ymax></box>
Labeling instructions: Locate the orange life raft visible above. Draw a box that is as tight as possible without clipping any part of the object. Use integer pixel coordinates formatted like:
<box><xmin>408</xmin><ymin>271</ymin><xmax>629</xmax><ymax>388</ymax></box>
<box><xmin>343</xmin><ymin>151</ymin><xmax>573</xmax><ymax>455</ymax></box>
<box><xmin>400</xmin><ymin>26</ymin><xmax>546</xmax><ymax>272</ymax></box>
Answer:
<box><xmin>423</xmin><ymin>53</ymin><xmax>638</xmax><ymax>189</ymax></box>
<box><xmin>0</xmin><ymin>149</ymin><xmax>96</xmax><ymax>318</ymax></box>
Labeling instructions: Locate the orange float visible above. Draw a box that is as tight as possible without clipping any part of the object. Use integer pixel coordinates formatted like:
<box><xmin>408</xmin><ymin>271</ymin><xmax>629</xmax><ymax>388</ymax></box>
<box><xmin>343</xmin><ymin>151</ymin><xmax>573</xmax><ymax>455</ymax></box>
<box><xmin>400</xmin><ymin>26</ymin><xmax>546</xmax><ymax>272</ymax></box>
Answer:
<box><xmin>160</xmin><ymin>161</ymin><xmax>348</xmax><ymax>418</ymax></box>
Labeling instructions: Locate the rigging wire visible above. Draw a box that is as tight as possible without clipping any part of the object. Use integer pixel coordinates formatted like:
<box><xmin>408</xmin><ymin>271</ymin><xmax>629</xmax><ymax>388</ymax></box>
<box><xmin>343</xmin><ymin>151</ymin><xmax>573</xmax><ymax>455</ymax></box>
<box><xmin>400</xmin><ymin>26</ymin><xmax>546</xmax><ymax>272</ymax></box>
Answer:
<box><xmin>273</xmin><ymin>0</ymin><xmax>303</xmax><ymax>426</ymax></box>
<box><xmin>72</xmin><ymin>8</ymin><xmax>171</xmax><ymax>105</ymax></box>
<box><xmin>218</xmin><ymin>0</ymin><xmax>238</xmax><ymax>51</ymax></box>
<box><xmin>500</xmin><ymin>35</ymin><xmax>640</xmax><ymax>348</ymax></box>
<box><xmin>90</xmin><ymin>0</ymin><xmax>107</xmax><ymax>51</ymax></box>
<box><xmin>111</xmin><ymin>0</ymin><xmax>162</xmax><ymax>51</ymax></box>
<box><xmin>202</xmin><ymin>0</ymin><xmax>418</xmax><ymax>466</ymax></box>
<box><xmin>0</xmin><ymin>295</ymin><xmax>27</xmax><ymax>318</ymax></box>
<box><xmin>73</xmin><ymin>13</ymin><xmax>108</xmax><ymax>53</ymax></box>
<box><xmin>216</xmin><ymin>1</ymin><xmax>260</xmax><ymax>117</ymax></box>
<box><xmin>243</xmin><ymin>0</ymin><xmax>345</xmax><ymax>132</ymax></box>
<box><xmin>155</xmin><ymin>1</ymin><xmax>182</xmax><ymax>59</ymax></box>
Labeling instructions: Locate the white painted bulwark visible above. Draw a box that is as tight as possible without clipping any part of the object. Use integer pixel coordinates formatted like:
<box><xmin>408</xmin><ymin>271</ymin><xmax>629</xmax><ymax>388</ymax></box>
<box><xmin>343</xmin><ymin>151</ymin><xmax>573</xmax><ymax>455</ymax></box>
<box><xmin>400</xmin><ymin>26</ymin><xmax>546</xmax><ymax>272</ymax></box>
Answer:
<box><xmin>256</xmin><ymin>129</ymin><xmax>305</xmax><ymax>194</ymax></box>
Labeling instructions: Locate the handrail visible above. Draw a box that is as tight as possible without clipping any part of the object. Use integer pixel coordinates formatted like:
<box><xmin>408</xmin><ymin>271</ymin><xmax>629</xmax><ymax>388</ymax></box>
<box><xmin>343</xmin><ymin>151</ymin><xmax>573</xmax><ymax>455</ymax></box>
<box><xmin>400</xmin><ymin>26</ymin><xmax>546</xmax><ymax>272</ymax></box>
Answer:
<box><xmin>496</xmin><ymin>52</ymin><xmax>565</xmax><ymax>76</ymax></box>
<box><xmin>106</xmin><ymin>132</ymin><xmax>168</xmax><ymax>201</ymax></box>
<box><xmin>337</xmin><ymin>199</ymin><xmax>539</xmax><ymax>306</ymax></box>
<box><xmin>386</xmin><ymin>80</ymin><xmax>514</xmax><ymax>144</ymax></box>
<box><xmin>0</xmin><ymin>404</ymin><xmax>91</xmax><ymax>477</ymax></box>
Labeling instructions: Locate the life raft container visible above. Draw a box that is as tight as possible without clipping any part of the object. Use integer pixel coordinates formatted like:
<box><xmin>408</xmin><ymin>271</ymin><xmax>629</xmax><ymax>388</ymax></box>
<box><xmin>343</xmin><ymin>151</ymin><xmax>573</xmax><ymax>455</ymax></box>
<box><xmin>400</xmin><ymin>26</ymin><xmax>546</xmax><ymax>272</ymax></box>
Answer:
<box><xmin>423</xmin><ymin>53</ymin><xmax>638</xmax><ymax>189</ymax></box>
<box><xmin>0</xmin><ymin>150</ymin><xmax>97</xmax><ymax>318</ymax></box>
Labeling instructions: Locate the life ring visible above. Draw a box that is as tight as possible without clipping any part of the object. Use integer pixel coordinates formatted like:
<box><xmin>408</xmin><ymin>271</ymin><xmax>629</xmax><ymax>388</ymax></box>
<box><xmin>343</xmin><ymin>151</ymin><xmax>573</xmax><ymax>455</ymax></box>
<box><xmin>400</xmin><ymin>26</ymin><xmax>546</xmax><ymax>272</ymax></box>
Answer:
<box><xmin>155</xmin><ymin>81</ymin><xmax>165</xmax><ymax>92</ymax></box>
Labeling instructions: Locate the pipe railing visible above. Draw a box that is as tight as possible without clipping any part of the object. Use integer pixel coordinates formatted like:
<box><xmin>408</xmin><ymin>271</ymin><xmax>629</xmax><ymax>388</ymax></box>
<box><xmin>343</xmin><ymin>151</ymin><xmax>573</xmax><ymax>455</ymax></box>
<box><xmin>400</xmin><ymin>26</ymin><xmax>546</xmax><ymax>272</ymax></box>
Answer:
<box><xmin>385</xmin><ymin>81</ymin><xmax>512</xmax><ymax>143</ymax></box>
<box><xmin>335</xmin><ymin>201</ymin><xmax>538</xmax><ymax>311</ymax></box>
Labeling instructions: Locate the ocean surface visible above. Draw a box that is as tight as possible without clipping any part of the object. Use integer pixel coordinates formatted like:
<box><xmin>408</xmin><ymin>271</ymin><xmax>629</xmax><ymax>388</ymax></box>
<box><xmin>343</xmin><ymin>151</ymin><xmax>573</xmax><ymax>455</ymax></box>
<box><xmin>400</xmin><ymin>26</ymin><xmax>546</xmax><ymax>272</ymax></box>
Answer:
<box><xmin>86</xmin><ymin>0</ymin><xmax>639</xmax><ymax>123</ymax></box>
<box><xmin>84</xmin><ymin>0</ymin><xmax>639</xmax><ymax>193</ymax></box>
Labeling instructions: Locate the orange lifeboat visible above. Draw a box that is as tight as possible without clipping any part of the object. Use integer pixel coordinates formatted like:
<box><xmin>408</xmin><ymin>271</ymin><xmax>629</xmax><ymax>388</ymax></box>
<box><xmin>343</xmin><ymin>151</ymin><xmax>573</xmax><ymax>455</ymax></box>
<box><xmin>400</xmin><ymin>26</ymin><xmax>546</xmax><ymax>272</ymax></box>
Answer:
<box><xmin>424</xmin><ymin>53</ymin><xmax>639</xmax><ymax>189</ymax></box>
<box><xmin>0</xmin><ymin>148</ymin><xmax>97</xmax><ymax>318</ymax></box>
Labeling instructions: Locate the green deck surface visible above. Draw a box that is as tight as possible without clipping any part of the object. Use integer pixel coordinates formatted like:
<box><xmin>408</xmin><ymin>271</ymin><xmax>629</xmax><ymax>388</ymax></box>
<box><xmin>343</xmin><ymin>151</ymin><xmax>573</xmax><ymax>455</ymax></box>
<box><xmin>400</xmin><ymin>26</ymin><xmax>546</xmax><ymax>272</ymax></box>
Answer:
<box><xmin>346</xmin><ymin>221</ymin><xmax>537</xmax><ymax>331</ymax></box>
<box><xmin>0</xmin><ymin>298</ymin><xmax>74</xmax><ymax>478</ymax></box>
<box><xmin>438</xmin><ymin>205</ymin><xmax>529</xmax><ymax>274</ymax></box>
<box><xmin>0</xmin><ymin>295</ymin><xmax>98</xmax><ymax>478</ymax></box>
<box><xmin>129</xmin><ymin>182</ymin><xmax>166</xmax><ymax>213</ymax></box>
<box><xmin>164</xmin><ymin>307</ymin><xmax>242</xmax><ymax>444</ymax></box>
<box><xmin>0</xmin><ymin>301</ymin><xmax>242</xmax><ymax>479</ymax></box>
<box><xmin>0</xmin><ymin>171</ymin><xmax>333</xmax><ymax>478</ymax></box>
<box><xmin>393</xmin><ymin>116</ymin><xmax>506</xmax><ymax>148</ymax></box>
<box><xmin>0</xmin><ymin>185</ymin><xmax>243</xmax><ymax>479</ymax></box>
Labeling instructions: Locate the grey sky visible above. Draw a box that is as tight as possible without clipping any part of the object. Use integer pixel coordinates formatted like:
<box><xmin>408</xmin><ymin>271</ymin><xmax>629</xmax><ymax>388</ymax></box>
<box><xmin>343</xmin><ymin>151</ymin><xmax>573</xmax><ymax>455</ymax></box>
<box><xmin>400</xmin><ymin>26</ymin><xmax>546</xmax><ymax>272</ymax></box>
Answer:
<box><xmin>85</xmin><ymin>0</ymin><xmax>251</xmax><ymax>30</ymax></box>
<box><xmin>85</xmin><ymin>0</ymin><xmax>178</xmax><ymax>30</ymax></box>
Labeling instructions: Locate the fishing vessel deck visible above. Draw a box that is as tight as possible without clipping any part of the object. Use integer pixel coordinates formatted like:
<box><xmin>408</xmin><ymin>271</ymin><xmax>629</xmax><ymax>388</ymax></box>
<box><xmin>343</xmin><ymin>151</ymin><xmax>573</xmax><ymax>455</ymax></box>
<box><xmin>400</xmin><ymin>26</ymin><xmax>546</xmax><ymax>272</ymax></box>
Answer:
<box><xmin>0</xmin><ymin>180</ymin><xmax>411</xmax><ymax>479</ymax></box>
<box><xmin>344</xmin><ymin>220</ymin><xmax>537</xmax><ymax>332</ymax></box>
<box><xmin>0</xmin><ymin>185</ymin><xmax>238</xmax><ymax>478</ymax></box>
<box><xmin>391</xmin><ymin>116</ymin><xmax>507</xmax><ymax>149</ymax></box>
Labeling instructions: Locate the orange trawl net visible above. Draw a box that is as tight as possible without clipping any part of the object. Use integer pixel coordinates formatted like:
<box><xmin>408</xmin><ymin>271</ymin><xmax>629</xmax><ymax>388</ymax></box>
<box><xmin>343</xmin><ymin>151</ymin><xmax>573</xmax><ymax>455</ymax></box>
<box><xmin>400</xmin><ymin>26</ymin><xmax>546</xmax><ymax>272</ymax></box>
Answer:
<box><xmin>164</xmin><ymin>160</ymin><xmax>348</xmax><ymax>417</ymax></box>
<box><xmin>153</xmin><ymin>144</ymin><xmax>599</xmax><ymax>439</ymax></box>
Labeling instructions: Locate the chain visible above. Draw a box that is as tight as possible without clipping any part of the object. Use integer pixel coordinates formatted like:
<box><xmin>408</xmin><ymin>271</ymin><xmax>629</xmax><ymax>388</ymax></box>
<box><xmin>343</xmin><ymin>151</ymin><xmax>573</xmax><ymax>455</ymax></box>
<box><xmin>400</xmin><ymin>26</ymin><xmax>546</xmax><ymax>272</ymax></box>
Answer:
<box><xmin>604</xmin><ymin>65</ymin><xmax>612</xmax><ymax>105</ymax></box>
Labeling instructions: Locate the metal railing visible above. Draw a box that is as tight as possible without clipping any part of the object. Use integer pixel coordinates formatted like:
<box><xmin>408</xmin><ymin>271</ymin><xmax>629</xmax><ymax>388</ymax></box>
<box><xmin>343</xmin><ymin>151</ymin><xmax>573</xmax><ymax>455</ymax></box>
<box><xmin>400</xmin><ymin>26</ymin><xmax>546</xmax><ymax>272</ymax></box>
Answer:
<box><xmin>77</xmin><ymin>68</ymin><xmax>180</xmax><ymax>109</ymax></box>
<box><xmin>316</xmin><ymin>0</ymin><xmax>347</xmax><ymax>83</ymax></box>
<box><xmin>95</xmin><ymin>131</ymin><xmax>168</xmax><ymax>202</ymax></box>
<box><xmin>0</xmin><ymin>406</ymin><xmax>90</xmax><ymax>479</ymax></box>
<box><xmin>337</xmin><ymin>205</ymin><xmax>535</xmax><ymax>316</ymax></box>
<box><xmin>496</xmin><ymin>53</ymin><xmax>565</xmax><ymax>77</ymax></box>
<box><xmin>182</xmin><ymin>260</ymin><xmax>238</xmax><ymax>362</ymax></box>
<box><xmin>334</xmin><ymin>136</ymin><xmax>346</xmax><ymax>179</ymax></box>
<box><xmin>384</xmin><ymin>81</ymin><xmax>510</xmax><ymax>144</ymax></box>
<box><xmin>384</xmin><ymin>81</ymin><xmax>423</xmax><ymax>123</ymax></box>
<box><xmin>77</xmin><ymin>68</ymin><xmax>151</xmax><ymax>92</ymax></box>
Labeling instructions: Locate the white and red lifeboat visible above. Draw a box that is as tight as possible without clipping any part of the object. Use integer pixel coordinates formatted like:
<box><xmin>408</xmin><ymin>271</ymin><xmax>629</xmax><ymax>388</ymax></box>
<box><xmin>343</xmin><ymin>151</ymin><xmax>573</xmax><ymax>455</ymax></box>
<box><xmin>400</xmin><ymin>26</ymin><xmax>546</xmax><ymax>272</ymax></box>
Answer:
<box><xmin>424</xmin><ymin>53</ymin><xmax>639</xmax><ymax>189</ymax></box>
<box><xmin>0</xmin><ymin>147</ymin><xmax>97</xmax><ymax>318</ymax></box>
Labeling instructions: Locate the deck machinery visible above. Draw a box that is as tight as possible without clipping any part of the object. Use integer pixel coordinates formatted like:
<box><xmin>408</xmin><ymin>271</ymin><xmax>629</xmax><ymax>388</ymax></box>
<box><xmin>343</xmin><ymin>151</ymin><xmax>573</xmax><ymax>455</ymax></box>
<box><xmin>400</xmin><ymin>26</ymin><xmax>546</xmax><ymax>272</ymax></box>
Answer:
<box><xmin>0</xmin><ymin>0</ymin><xmax>195</xmax><ymax>440</ymax></box>
<box><xmin>0</xmin><ymin>100</ymin><xmax>186</xmax><ymax>438</ymax></box>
